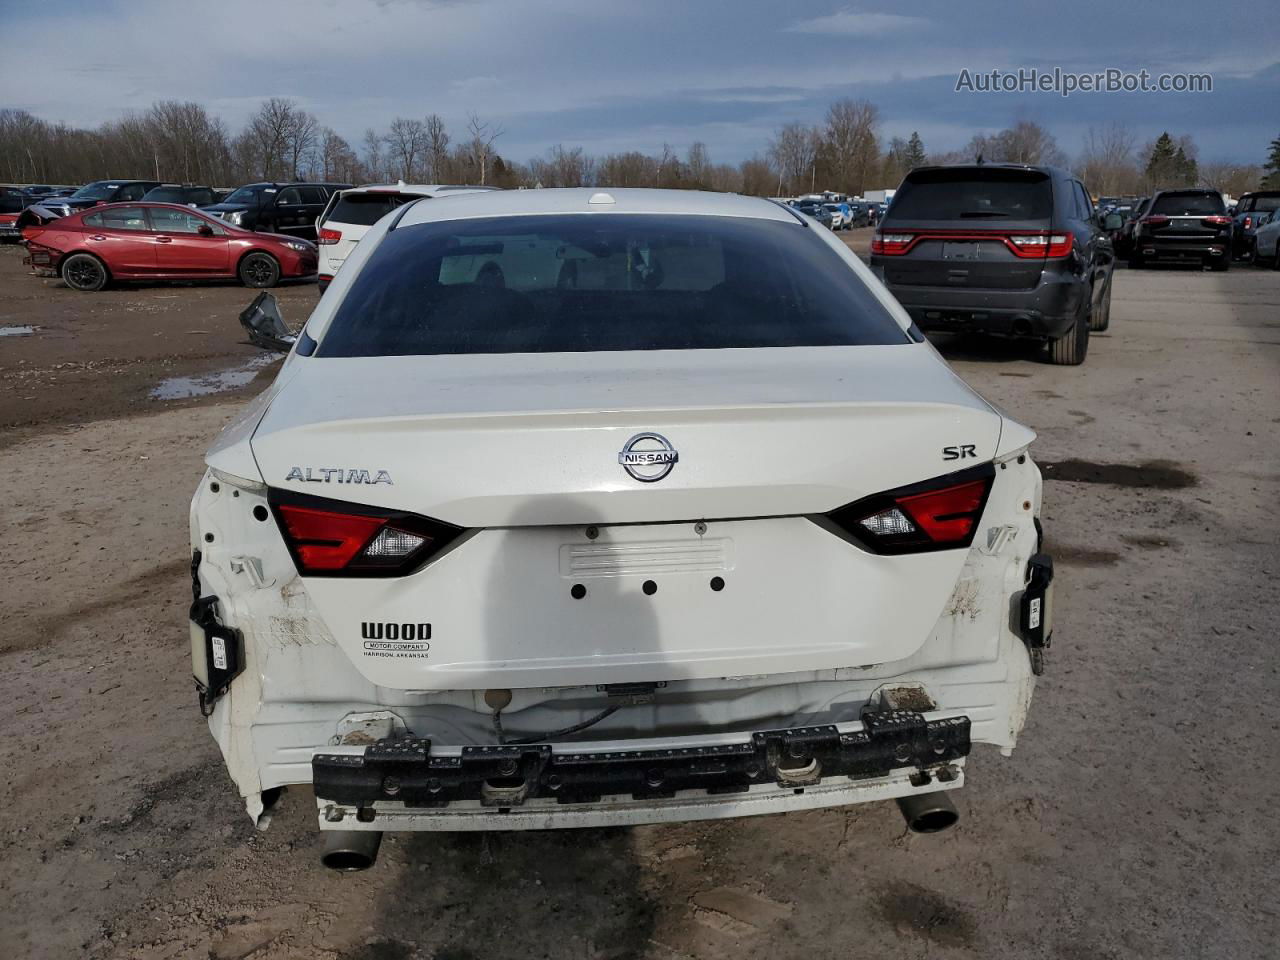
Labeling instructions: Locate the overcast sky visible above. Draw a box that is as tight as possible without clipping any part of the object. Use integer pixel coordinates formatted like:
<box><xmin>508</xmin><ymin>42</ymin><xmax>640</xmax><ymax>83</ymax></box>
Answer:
<box><xmin>3</xmin><ymin>0</ymin><xmax>1277</xmax><ymax>165</ymax></box>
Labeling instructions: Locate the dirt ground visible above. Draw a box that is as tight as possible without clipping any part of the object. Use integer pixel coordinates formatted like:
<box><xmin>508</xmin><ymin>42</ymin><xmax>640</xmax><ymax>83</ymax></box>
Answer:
<box><xmin>0</xmin><ymin>245</ymin><xmax>313</xmax><ymax>451</ymax></box>
<box><xmin>1</xmin><ymin>235</ymin><xmax>1278</xmax><ymax>960</ymax></box>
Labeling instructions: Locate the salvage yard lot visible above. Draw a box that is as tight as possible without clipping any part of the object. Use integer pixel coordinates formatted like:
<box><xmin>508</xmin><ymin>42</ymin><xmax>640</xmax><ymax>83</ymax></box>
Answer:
<box><xmin>1</xmin><ymin>237</ymin><xmax>1278</xmax><ymax>959</ymax></box>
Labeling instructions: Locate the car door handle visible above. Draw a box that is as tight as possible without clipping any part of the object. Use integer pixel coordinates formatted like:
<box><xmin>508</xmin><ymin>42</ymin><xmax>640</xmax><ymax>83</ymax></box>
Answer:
<box><xmin>89</xmin><ymin>235</ymin><xmax>106</xmax><ymax>241</ymax></box>
<box><xmin>155</xmin><ymin>236</ymin><xmax>172</xmax><ymax>243</ymax></box>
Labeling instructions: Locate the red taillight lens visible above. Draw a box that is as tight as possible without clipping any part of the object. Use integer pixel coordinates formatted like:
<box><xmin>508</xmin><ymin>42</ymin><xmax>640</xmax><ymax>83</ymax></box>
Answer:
<box><xmin>1204</xmin><ymin>215</ymin><xmax>1232</xmax><ymax>228</ymax></box>
<box><xmin>871</xmin><ymin>232</ymin><xmax>914</xmax><ymax>255</ymax></box>
<box><xmin>1242</xmin><ymin>216</ymin><xmax>1252</xmax><ymax>230</ymax></box>
<box><xmin>316</xmin><ymin>227</ymin><xmax>342</xmax><ymax>245</ymax></box>
<box><xmin>270</xmin><ymin>491</ymin><xmax>463</xmax><ymax>577</ymax></box>
<box><xmin>896</xmin><ymin>479</ymin><xmax>990</xmax><ymax>542</ymax></box>
<box><xmin>826</xmin><ymin>465</ymin><xmax>995</xmax><ymax>555</ymax></box>
<box><xmin>1141</xmin><ymin>215</ymin><xmax>1169</xmax><ymax>227</ymax></box>
<box><xmin>276</xmin><ymin>504</ymin><xmax>384</xmax><ymax>570</ymax></box>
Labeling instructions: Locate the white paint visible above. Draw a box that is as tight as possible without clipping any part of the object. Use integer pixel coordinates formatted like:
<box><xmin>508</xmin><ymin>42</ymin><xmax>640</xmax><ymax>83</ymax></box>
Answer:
<box><xmin>189</xmin><ymin>190</ymin><xmax>1044</xmax><ymax>828</ymax></box>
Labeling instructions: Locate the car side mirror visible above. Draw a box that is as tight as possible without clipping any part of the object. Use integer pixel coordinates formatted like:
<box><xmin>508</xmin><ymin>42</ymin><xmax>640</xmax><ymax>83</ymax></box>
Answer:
<box><xmin>1104</xmin><ymin>214</ymin><xmax>1124</xmax><ymax>231</ymax></box>
<box><xmin>197</xmin><ymin>224</ymin><xmax>214</xmax><ymax>236</ymax></box>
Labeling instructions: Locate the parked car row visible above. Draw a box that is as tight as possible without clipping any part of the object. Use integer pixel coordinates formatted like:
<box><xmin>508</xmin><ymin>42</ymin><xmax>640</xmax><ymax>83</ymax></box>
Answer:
<box><xmin>11</xmin><ymin>179</ymin><xmax>507</xmax><ymax>292</ymax></box>
<box><xmin>1100</xmin><ymin>189</ymin><xmax>1279</xmax><ymax>266</ymax></box>
<box><xmin>0</xmin><ymin>183</ymin><xmax>79</xmax><ymax>240</ymax></box>
<box><xmin>781</xmin><ymin>193</ymin><xmax>879</xmax><ymax>231</ymax></box>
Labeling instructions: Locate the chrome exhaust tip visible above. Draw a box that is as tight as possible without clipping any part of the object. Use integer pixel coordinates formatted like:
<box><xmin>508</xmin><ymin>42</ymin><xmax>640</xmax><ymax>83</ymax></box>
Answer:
<box><xmin>320</xmin><ymin>830</ymin><xmax>383</xmax><ymax>871</ymax></box>
<box><xmin>896</xmin><ymin>791</ymin><xmax>960</xmax><ymax>833</ymax></box>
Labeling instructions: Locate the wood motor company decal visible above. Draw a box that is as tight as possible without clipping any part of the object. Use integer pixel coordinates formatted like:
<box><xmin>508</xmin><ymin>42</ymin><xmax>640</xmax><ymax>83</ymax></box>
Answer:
<box><xmin>361</xmin><ymin>621</ymin><xmax>431</xmax><ymax>658</ymax></box>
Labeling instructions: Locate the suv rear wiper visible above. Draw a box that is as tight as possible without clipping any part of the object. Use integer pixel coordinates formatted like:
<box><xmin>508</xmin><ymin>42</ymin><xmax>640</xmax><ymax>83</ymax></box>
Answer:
<box><xmin>958</xmin><ymin>210</ymin><xmax>1012</xmax><ymax>218</ymax></box>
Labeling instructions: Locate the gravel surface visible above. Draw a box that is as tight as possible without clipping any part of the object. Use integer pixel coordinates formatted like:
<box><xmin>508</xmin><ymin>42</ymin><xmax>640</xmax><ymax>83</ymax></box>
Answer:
<box><xmin>1</xmin><ymin>245</ymin><xmax>1277</xmax><ymax>959</ymax></box>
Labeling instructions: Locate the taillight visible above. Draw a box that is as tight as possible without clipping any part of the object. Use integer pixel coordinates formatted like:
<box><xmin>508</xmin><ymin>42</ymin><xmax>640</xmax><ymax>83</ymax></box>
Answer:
<box><xmin>269</xmin><ymin>490</ymin><xmax>463</xmax><ymax>577</ymax></box>
<box><xmin>871</xmin><ymin>232</ymin><xmax>914</xmax><ymax>255</ymax></box>
<box><xmin>825</xmin><ymin>464</ymin><xmax>995</xmax><ymax>555</ymax></box>
<box><xmin>1204</xmin><ymin>215</ymin><xmax>1232</xmax><ymax>228</ymax></box>
<box><xmin>316</xmin><ymin>227</ymin><xmax>342</xmax><ymax>245</ymax></box>
<box><xmin>1007</xmin><ymin>233</ymin><xmax>1074</xmax><ymax>259</ymax></box>
<box><xmin>1242</xmin><ymin>216</ymin><xmax>1252</xmax><ymax>230</ymax></box>
<box><xmin>1140</xmin><ymin>215</ymin><xmax>1169</xmax><ymax>227</ymax></box>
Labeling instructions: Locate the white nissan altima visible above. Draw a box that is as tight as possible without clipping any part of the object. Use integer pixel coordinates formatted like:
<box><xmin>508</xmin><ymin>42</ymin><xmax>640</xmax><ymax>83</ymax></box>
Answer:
<box><xmin>189</xmin><ymin>187</ymin><xmax>1053</xmax><ymax>868</ymax></box>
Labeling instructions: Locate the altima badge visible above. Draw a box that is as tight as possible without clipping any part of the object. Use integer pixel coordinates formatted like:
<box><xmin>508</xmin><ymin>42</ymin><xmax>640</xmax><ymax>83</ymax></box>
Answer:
<box><xmin>618</xmin><ymin>433</ymin><xmax>678</xmax><ymax>482</ymax></box>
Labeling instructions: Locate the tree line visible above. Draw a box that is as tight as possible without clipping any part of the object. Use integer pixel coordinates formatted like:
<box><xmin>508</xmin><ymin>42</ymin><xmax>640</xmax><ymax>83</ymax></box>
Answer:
<box><xmin>0</xmin><ymin>98</ymin><xmax>1274</xmax><ymax>199</ymax></box>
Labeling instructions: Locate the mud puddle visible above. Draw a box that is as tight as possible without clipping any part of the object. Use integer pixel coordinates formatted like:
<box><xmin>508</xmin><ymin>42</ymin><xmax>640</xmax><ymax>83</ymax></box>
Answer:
<box><xmin>1039</xmin><ymin>458</ymin><xmax>1197</xmax><ymax>489</ymax></box>
<box><xmin>150</xmin><ymin>353</ymin><xmax>279</xmax><ymax>400</ymax></box>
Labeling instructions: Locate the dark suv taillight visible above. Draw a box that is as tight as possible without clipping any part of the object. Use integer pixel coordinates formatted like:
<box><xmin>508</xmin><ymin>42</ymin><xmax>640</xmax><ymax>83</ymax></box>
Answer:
<box><xmin>825</xmin><ymin>464</ymin><xmax>995</xmax><ymax>554</ymax></box>
<box><xmin>269</xmin><ymin>489</ymin><xmax>463</xmax><ymax>577</ymax></box>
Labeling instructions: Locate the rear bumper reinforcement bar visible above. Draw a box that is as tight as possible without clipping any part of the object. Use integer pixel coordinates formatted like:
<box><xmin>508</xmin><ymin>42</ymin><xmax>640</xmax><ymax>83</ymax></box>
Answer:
<box><xmin>312</xmin><ymin>710</ymin><xmax>971</xmax><ymax>815</ymax></box>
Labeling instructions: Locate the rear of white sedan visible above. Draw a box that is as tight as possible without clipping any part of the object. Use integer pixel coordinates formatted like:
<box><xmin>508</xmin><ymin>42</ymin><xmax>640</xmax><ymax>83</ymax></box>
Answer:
<box><xmin>189</xmin><ymin>188</ymin><xmax>1053</xmax><ymax>868</ymax></box>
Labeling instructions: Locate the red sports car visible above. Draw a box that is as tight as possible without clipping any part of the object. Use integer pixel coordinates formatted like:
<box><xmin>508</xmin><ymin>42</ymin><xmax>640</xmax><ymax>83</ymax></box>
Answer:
<box><xmin>22</xmin><ymin>202</ymin><xmax>318</xmax><ymax>291</ymax></box>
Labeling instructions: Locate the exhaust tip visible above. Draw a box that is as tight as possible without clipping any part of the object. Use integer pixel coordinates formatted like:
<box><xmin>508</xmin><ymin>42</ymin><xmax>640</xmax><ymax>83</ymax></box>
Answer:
<box><xmin>896</xmin><ymin>791</ymin><xmax>960</xmax><ymax>834</ymax></box>
<box><xmin>321</xmin><ymin>830</ymin><xmax>383</xmax><ymax>871</ymax></box>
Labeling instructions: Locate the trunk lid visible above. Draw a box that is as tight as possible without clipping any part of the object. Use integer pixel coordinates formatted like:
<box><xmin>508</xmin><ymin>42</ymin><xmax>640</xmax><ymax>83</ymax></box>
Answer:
<box><xmin>251</xmin><ymin>345</ymin><xmax>1002</xmax><ymax>526</ymax></box>
<box><xmin>248</xmin><ymin>346</ymin><xmax>1009</xmax><ymax>689</ymax></box>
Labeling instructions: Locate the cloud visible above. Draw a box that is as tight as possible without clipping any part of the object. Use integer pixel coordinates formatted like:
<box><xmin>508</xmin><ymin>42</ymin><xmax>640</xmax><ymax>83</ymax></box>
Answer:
<box><xmin>784</xmin><ymin>9</ymin><xmax>927</xmax><ymax>36</ymax></box>
<box><xmin>449</xmin><ymin>76</ymin><xmax>502</xmax><ymax>95</ymax></box>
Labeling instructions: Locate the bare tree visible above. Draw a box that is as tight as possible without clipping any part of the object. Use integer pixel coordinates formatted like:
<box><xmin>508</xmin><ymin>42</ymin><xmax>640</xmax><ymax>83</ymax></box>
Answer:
<box><xmin>970</xmin><ymin>120</ymin><xmax>1065</xmax><ymax>167</ymax></box>
<box><xmin>768</xmin><ymin>123</ymin><xmax>819</xmax><ymax>195</ymax></box>
<box><xmin>284</xmin><ymin>108</ymin><xmax>319</xmax><ymax>180</ymax></box>
<box><xmin>424</xmin><ymin>114</ymin><xmax>450</xmax><ymax>182</ymax></box>
<box><xmin>386</xmin><ymin>116</ymin><xmax>427</xmax><ymax>180</ymax></box>
<box><xmin>686</xmin><ymin>141</ymin><xmax>710</xmax><ymax>188</ymax></box>
<box><xmin>530</xmin><ymin>144</ymin><xmax>594</xmax><ymax>187</ymax></box>
<box><xmin>653</xmin><ymin>143</ymin><xmax>679</xmax><ymax>188</ymax></box>
<box><xmin>1198</xmin><ymin>161</ymin><xmax>1262</xmax><ymax>197</ymax></box>
<box><xmin>1078</xmin><ymin>122</ymin><xmax>1139</xmax><ymax>195</ymax></box>
<box><xmin>597</xmin><ymin>151</ymin><xmax>657</xmax><ymax>186</ymax></box>
<box><xmin>362</xmin><ymin>128</ymin><xmax>385</xmax><ymax>182</ymax></box>
<box><xmin>824</xmin><ymin>98</ymin><xmax>879</xmax><ymax>194</ymax></box>
<box><xmin>465</xmin><ymin>113</ymin><xmax>504</xmax><ymax>185</ymax></box>
<box><xmin>738</xmin><ymin>154</ymin><xmax>778</xmax><ymax>196</ymax></box>
<box><xmin>244</xmin><ymin>98</ymin><xmax>299</xmax><ymax>179</ymax></box>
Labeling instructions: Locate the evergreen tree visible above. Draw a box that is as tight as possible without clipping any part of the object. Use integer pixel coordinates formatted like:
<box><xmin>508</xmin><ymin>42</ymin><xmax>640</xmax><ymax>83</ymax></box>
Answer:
<box><xmin>1145</xmin><ymin>132</ymin><xmax>1178</xmax><ymax>187</ymax></box>
<box><xmin>1176</xmin><ymin>147</ymin><xmax>1198</xmax><ymax>186</ymax></box>
<box><xmin>905</xmin><ymin>131</ymin><xmax>927</xmax><ymax>169</ymax></box>
<box><xmin>1264</xmin><ymin>134</ymin><xmax>1280</xmax><ymax>189</ymax></box>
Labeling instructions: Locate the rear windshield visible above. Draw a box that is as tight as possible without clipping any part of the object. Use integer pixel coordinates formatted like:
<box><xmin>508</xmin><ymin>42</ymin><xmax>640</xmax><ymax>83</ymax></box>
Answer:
<box><xmin>889</xmin><ymin>169</ymin><xmax>1052</xmax><ymax>221</ymax></box>
<box><xmin>328</xmin><ymin>193</ymin><xmax>421</xmax><ymax>226</ymax></box>
<box><xmin>317</xmin><ymin>214</ymin><xmax>907</xmax><ymax>356</ymax></box>
<box><xmin>1249</xmin><ymin>195</ymin><xmax>1280</xmax><ymax>213</ymax></box>
<box><xmin>1150</xmin><ymin>192</ymin><xmax>1225</xmax><ymax>216</ymax></box>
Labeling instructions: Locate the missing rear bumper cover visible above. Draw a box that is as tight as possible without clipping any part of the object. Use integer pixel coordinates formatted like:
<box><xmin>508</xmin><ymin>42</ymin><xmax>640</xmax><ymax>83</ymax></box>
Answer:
<box><xmin>311</xmin><ymin>710</ymin><xmax>971</xmax><ymax>809</ymax></box>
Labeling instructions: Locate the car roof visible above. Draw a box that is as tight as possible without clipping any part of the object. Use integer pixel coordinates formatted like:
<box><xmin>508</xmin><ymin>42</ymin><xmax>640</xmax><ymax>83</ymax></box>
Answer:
<box><xmin>395</xmin><ymin>188</ymin><xmax>798</xmax><ymax>228</ymax></box>
<box><xmin>905</xmin><ymin>162</ymin><xmax>1067</xmax><ymax>179</ymax></box>
<box><xmin>81</xmin><ymin>201</ymin><xmax>219</xmax><ymax>212</ymax></box>
<box><xmin>340</xmin><ymin>183</ymin><xmax>500</xmax><ymax>197</ymax></box>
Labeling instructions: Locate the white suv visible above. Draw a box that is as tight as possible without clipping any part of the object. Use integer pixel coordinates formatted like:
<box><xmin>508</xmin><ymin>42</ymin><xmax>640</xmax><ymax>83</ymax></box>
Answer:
<box><xmin>315</xmin><ymin>183</ymin><xmax>498</xmax><ymax>292</ymax></box>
